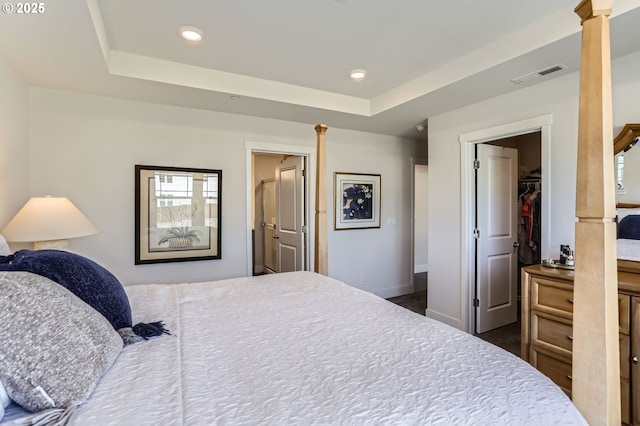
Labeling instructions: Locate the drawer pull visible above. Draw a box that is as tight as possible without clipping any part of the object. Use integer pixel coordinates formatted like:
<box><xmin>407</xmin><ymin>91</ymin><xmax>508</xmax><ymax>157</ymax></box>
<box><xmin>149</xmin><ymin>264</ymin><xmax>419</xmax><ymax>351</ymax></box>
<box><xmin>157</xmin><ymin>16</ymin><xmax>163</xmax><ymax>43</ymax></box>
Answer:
<box><xmin>567</xmin><ymin>375</ymin><xmax>573</xmax><ymax>381</ymax></box>
<box><xmin>633</xmin><ymin>356</ymin><xmax>638</xmax><ymax>364</ymax></box>
<box><xmin>567</xmin><ymin>336</ymin><xmax>573</xmax><ymax>341</ymax></box>
<box><xmin>568</xmin><ymin>299</ymin><xmax>574</xmax><ymax>304</ymax></box>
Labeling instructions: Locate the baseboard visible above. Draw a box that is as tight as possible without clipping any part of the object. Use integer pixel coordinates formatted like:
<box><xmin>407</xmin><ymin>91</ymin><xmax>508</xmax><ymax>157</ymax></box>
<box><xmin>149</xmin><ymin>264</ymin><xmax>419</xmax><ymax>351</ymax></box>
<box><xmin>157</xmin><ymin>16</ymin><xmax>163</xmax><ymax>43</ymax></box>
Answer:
<box><xmin>425</xmin><ymin>308</ymin><xmax>465</xmax><ymax>331</ymax></box>
<box><xmin>414</xmin><ymin>263</ymin><xmax>428</xmax><ymax>274</ymax></box>
<box><xmin>375</xmin><ymin>283</ymin><xmax>413</xmax><ymax>299</ymax></box>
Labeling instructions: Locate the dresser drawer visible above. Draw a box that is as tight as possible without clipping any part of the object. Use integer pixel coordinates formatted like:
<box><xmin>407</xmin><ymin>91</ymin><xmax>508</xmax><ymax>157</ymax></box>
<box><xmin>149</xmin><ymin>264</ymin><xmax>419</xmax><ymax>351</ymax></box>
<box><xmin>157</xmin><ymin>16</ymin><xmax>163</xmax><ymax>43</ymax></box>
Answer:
<box><xmin>621</xmin><ymin>334</ymin><xmax>630</xmax><ymax>381</ymax></box>
<box><xmin>619</xmin><ymin>294</ymin><xmax>630</xmax><ymax>335</ymax></box>
<box><xmin>531</xmin><ymin>277</ymin><xmax>574</xmax><ymax>318</ymax></box>
<box><xmin>621</xmin><ymin>377</ymin><xmax>630</xmax><ymax>425</ymax></box>
<box><xmin>531</xmin><ymin>311</ymin><xmax>573</xmax><ymax>357</ymax></box>
<box><xmin>530</xmin><ymin>346</ymin><xmax>572</xmax><ymax>396</ymax></box>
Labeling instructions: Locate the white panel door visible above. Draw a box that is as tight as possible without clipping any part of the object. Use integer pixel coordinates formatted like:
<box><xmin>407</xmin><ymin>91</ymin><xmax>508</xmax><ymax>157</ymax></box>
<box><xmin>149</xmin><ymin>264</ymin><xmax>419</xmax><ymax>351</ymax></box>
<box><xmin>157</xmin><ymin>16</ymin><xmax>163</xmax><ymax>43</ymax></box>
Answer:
<box><xmin>476</xmin><ymin>144</ymin><xmax>519</xmax><ymax>333</ymax></box>
<box><xmin>275</xmin><ymin>156</ymin><xmax>304</xmax><ymax>272</ymax></box>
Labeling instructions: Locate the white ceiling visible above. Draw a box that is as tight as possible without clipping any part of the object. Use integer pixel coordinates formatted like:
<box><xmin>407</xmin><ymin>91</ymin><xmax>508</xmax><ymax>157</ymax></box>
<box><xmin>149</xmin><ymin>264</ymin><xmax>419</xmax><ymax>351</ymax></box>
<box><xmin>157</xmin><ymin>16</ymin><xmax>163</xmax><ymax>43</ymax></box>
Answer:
<box><xmin>1</xmin><ymin>0</ymin><xmax>640</xmax><ymax>140</ymax></box>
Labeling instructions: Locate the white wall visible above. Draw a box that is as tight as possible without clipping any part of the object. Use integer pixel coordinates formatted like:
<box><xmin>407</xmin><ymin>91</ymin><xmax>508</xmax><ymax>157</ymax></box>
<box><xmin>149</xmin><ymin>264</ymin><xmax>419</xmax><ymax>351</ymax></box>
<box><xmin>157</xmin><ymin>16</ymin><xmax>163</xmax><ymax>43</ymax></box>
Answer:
<box><xmin>25</xmin><ymin>87</ymin><xmax>417</xmax><ymax>297</ymax></box>
<box><xmin>328</xmin><ymin>133</ymin><xmax>416</xmax><ymax>297</ymax></box>
<box><xmin>427</xmin><ymin>50</ymin><xmax>640</xmax><ymax>330</ymax></box>
<box><xmin>0</xmin><ymin>62</ymin><xmax>30</xmax><ymax>229</ymax></box>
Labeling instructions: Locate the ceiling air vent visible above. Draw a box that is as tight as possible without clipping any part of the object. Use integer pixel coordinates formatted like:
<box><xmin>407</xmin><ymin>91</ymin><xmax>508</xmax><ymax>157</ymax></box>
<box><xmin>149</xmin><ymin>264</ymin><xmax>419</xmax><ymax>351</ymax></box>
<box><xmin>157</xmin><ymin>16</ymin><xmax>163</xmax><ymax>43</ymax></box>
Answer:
<box><xmin>537</xmin><ymin>65</ymin><xmax>564</xmax><ymax>76</ymax></box>
<box><xmin>511</xmin><ymin>64</ymin><xmax>568</xmax><ymax>85</ymax></box>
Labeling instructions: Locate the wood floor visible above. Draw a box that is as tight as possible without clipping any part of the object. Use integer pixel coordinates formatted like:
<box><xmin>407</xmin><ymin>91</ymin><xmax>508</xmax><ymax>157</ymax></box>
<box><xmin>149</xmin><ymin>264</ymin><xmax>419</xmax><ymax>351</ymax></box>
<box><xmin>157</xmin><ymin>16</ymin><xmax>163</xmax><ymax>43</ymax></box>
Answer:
<box><xmin>386</xmin><ymin>272</ymin><xmax>427</xmax><ymax>316</ymax></box>
<box><xmin>386</xmin><ymin>273</ymin><xmax>521</xmax><ymax>357</ymax></box>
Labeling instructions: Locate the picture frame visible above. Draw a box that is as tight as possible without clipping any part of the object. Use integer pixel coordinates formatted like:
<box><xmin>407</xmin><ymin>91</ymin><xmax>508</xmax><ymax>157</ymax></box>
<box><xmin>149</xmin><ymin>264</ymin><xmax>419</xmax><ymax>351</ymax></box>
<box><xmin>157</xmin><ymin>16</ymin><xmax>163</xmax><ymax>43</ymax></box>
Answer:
<box><xmin>334</xmin><ymin>172</ymin><xmax>381</xmax><ymax>230</ymax></box>
<box><xmin>135</xmin><ymin>165</ymin><xmax>222</xmax><ymax>264</ymax></box>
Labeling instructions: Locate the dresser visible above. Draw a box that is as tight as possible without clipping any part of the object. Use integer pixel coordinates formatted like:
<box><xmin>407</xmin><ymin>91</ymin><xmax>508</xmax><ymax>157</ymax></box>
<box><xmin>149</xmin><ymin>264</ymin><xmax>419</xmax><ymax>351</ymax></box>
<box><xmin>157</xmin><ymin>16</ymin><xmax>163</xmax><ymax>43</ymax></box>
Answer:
<box><xmin>521</xmin><ymin>264</ymin><xmax>640</xmax><ymax>425</ymax></box>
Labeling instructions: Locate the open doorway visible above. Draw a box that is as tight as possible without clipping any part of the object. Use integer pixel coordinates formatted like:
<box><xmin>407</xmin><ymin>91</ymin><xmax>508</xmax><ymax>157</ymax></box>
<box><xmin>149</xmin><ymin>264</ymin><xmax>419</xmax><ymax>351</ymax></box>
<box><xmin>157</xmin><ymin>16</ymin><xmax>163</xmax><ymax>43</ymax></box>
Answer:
<box><xmin>245</xmin><ymin>141</ymin><xmax>316</xmax><ymax>277</ymax></box>
<box><xmin>460</xmin><ymin>115</ymin><xmax>552</xmax><ymax>334</ymax></box>
<box><xmin>473</xmin><ymin>132</ymin><xmax>541</xmax><ymax>338</ymax></box>
<box><xmin>390</xmin><ymin>158</ymin><xmax>429</xmax><ymax>315</ymax></box>
<box><xmin>413</xmin><ymin>159</ymin><xmax>428</xmax><ymax>308</ymax></box>
<box><xmin>253</xmin><ymin>153</ymin><xmax>284</xmax><ymax>274</ymax></box>
<box><xmin>253</xmin><ymin>153</ymin><xmax>306</xmax><ymax>275</ymax></box>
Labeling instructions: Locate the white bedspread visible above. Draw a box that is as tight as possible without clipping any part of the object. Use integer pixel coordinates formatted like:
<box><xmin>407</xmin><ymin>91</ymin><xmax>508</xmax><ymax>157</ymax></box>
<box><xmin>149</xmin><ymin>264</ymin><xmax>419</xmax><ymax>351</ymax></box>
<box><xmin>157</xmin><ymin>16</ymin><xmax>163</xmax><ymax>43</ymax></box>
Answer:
<box><xmin>3</xmin><ymin>272</ymin><xmax>586</xmax><ymax>425</ymax></box>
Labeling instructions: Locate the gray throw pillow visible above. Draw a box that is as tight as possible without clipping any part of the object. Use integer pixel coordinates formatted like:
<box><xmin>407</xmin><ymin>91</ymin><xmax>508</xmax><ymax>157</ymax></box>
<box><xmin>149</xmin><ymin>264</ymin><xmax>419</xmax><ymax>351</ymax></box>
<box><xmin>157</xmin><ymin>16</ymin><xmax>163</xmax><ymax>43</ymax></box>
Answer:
<box><xmin>0</xmin><ymin>271</ymin><xmax>123</xmax><ymax>414</ymax></box>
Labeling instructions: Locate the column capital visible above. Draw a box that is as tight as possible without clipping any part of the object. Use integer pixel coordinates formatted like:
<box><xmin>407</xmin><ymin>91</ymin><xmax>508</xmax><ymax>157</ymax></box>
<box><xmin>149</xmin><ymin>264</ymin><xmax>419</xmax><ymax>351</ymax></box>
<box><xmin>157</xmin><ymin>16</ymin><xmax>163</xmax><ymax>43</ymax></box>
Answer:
<box><xmin>575</xmin><ymin>0</ymin><xmax>613</xmax><ymax>23</ymax></box>
<box><xmin>314</xmin><ymin>124</ymin><xmax>328</xmax><ymax>135</ymax></box>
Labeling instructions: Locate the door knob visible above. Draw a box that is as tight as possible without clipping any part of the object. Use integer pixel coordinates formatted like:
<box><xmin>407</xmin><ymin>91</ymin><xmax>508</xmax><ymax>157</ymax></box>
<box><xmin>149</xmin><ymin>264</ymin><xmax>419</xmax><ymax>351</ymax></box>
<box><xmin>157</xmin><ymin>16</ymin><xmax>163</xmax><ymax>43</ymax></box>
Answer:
<box><xmin>633</xmin><ymin>356</ymin><xmax>638</xmax><ymax>364</ymax></box>
<box><xmin>513</xmin><ymin>241</ymin><xmax>520</xmax><ymax>248</ymax></box>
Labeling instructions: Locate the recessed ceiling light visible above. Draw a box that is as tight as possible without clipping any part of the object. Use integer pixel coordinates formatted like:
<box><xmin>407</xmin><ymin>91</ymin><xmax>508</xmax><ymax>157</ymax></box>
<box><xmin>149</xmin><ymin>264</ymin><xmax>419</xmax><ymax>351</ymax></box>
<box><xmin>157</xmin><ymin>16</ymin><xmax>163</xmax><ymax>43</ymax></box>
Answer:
<box><xmin>350</xmin><ymin>69</ymin><xmax>367</xmax><ymax>80</ymax></box>
<box><xmin>180</xmin><ymin>26</ymin><xmax>203</xmax><ymax>42</ymax></box>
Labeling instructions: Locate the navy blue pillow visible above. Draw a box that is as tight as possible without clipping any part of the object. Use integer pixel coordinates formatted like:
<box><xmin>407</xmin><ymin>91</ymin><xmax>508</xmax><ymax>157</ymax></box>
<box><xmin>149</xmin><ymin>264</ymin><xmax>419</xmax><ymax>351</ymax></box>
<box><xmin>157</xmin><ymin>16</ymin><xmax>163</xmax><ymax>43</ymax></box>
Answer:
<box><xmin>618</xmin><ymin>215</ymin><xmax>640</xmax><ymax>240</ymax></box>
<box><xmin>0</xmin><ymin>250</ymin><xmax>132</xmax><ymax>329</ymax></box>
<box><xmin>0</xmin><ymin>250</ymin><xmax>168</xmax><ymax>342</ymax></box>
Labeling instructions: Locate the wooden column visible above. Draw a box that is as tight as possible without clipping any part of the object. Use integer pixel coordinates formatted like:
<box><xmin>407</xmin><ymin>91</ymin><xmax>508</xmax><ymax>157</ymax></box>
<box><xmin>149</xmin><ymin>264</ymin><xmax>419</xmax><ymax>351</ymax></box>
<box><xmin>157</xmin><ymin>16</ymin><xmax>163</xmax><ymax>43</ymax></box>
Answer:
<box><xmin>314</xmin><ymin>124</ymin><xmax>328</xmax><ymax>275</ymax></box>
<box><xmin>572</xmin><ymin>1</ymin><xmax>620</xmax><ymax>424</ymax></box>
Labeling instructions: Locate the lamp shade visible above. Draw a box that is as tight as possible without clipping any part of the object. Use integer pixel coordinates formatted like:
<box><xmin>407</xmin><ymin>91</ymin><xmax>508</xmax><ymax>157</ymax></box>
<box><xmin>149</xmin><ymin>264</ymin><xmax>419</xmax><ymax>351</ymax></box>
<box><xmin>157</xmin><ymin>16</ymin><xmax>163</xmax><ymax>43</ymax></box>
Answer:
<box><xmin>1</xmin><ymin>197</ymin><xmax>99</xmax><ymax>243</ymax></box>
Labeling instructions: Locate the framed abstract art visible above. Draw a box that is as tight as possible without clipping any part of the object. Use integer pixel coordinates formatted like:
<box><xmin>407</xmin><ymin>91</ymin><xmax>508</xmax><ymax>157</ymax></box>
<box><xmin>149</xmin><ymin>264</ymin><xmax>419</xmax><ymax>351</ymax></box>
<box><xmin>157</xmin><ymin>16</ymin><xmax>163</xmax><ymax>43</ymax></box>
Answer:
<box><xmin>334</xmin><ymin>172</ymin><xmax>381</xmax><ymax>230</ymax></box>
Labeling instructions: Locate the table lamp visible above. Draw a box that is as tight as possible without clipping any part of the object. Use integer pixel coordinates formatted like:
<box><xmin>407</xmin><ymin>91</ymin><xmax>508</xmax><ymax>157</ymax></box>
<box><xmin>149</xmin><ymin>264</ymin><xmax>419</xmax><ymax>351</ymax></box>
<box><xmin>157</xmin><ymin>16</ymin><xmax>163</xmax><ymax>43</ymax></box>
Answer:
<box><xmin>1</xmin><ymin>196</ymin><xmax>99</xmax><ymax>250</ymax></box>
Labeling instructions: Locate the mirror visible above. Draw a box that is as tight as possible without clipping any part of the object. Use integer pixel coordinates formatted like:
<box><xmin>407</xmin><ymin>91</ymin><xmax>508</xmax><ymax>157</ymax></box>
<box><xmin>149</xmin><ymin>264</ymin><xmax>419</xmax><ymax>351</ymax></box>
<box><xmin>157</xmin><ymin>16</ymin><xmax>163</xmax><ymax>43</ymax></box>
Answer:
<box><xmin>614</xmin><ymin>124</ymin><xmax>640</xmax><ymax>272</ymax></box>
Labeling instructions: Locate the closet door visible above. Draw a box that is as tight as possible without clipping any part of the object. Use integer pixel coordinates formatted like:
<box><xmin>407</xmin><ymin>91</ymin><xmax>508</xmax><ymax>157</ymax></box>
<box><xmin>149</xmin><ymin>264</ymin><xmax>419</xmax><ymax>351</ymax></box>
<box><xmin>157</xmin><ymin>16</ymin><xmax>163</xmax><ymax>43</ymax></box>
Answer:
<box><xmin>476</xmin><ymin>144</ymin><xmax>519</xmax><ymax>333</ymax></box>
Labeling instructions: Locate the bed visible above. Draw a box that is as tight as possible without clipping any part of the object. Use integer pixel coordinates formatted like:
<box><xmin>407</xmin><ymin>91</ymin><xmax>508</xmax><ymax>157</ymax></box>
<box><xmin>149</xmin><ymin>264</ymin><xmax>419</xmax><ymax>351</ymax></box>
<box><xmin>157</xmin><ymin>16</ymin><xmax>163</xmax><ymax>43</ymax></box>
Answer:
<box><xmin>1</xmin><ymin>267</ymin><xmax>587</xmax><ymax>425</ymax></box>
<box><xmin>617</xmin><ymin>238</ymin><xmax>640</xmax><ymax>261</ymax></box>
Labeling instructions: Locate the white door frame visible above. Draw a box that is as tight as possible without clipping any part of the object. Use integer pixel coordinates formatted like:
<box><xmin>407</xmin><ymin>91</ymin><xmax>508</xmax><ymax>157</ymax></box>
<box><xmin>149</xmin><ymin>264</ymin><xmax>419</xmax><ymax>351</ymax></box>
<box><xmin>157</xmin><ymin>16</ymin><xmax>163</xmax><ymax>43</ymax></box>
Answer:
<box><xmin>460</xmin><ymin>115</ymin><xmax>552</xmax><ymax>333</ymax></box>
<box><xmin>245</xmin><ymin>141</ymin><xmax>316</xmax><ymax>277</ymax></box>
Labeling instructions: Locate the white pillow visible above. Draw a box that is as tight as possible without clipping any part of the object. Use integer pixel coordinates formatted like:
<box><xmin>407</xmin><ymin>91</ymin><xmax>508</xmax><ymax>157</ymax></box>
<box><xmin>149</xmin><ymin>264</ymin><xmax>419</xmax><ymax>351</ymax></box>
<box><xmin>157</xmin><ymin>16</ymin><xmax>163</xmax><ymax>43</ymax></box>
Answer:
<box><xmin>0</xmin><ymin>235</ymin><xmax>10</xmax><ymax>256</ymax></box>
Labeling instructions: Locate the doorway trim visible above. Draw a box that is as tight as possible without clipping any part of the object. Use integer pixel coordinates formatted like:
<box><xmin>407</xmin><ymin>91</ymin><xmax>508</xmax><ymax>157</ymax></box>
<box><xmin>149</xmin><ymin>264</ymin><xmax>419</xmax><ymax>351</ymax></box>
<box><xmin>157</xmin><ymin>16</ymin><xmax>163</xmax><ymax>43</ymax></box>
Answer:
<box><xmin>245</xmin><ymin>141</ymin><xmax>316</xmax><ymax>277</ymax></box>
<box><xmin>459</xmin><ymin>114</ymin><xmax>552</xmax><ymax>332</ymax></box>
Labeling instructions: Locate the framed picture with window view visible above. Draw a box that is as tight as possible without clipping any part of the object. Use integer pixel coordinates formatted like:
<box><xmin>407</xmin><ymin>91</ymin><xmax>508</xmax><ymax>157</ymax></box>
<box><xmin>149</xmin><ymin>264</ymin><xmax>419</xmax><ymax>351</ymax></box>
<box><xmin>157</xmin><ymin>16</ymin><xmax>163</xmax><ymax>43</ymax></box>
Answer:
<box><xmin>135</xmin><ymin>165</ymin><xmax>222</xmax><ymax>264</ymax></box>
<box><xmin>334</xmin><ymin>172</ymin><xmax>381</xmax><ymax>230</ymax></box>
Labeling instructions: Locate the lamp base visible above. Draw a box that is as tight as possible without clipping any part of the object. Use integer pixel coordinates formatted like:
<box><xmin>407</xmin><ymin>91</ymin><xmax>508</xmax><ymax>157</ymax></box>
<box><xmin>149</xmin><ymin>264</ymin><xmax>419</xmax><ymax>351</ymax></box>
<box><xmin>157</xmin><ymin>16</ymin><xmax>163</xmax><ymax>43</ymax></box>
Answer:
<box><xmin>34</xmin><ymin>239</ymin><xmax>69</xmax><ymax>250</ymax></box>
